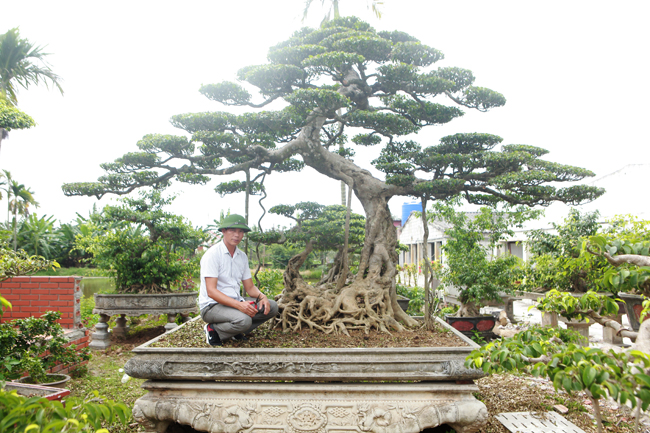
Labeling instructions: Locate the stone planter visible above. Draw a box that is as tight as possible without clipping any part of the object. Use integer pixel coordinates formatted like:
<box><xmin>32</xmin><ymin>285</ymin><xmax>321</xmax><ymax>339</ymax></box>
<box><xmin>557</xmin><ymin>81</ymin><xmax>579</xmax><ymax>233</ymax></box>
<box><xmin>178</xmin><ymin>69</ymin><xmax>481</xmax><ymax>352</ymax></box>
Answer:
<box><xmin>445</xmin><ymin>315</ymin><xmax>496</xmax><ymax>340</ymax></box>
<box><xmin>4</xmin><ymin>382</ymin><xmax>70</xmax><ymax>403</ymax></box>
<box><xmin>125</xmin><ymin>316</ymin><xmax>489</xmax><ymax>433</ymax></box>
<box><xmin>90</xmin><ymin>292</ymin><xmax>197</xmax><ymax>350</ymax></box>
<box><xmin>397</xmin><ymin>295</ymin><xmax>410</xmax><ymax>312</ymax></box>
<box><xmin>618</xmin><ymin>292</ymin><xmax>644</xmax><ymax>331</ymax></box>
<box><xmin>14</xmin><ymin>373</ymin><xmax>71</xmax><ymax>388</ymax></box>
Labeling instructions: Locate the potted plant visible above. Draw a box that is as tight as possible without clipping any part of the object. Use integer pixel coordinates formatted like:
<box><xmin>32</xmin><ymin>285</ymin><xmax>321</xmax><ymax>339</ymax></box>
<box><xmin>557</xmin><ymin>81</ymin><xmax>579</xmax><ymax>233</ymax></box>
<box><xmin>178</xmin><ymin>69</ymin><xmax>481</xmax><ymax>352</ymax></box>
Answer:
<box><xmin>431</xmin><ymin>202</ymin><xmax>539</xmax><ymax>338</ymax></box>
<box><xmin>75</xmin><ymin>190</ymin><xmax>209</xmax><ymax>348</ymax></box>
<box><xmin>0</xmin><ymin>310</ymin><xmax>90</xmax><ymax>385</ymax></box>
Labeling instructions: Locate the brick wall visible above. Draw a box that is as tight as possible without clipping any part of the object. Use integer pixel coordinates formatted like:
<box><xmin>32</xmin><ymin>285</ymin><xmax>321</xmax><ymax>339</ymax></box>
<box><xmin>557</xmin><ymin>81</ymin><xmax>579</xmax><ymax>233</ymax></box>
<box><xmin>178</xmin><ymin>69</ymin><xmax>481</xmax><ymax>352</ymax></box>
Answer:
<box><xmin>0</xmin><ymin>276</ymin><xmax>83</xmax><ymax>329</ymax></box>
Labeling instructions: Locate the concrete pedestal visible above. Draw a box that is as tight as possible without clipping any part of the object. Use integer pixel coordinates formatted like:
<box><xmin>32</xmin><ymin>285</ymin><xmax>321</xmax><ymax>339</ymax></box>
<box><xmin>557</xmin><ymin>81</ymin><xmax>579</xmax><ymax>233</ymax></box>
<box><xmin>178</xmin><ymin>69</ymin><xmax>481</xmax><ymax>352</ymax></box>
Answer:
<box><xmin>89</xmin><ymin>293</ymin><xmax>197</xmax><ymax>350</ymax></box>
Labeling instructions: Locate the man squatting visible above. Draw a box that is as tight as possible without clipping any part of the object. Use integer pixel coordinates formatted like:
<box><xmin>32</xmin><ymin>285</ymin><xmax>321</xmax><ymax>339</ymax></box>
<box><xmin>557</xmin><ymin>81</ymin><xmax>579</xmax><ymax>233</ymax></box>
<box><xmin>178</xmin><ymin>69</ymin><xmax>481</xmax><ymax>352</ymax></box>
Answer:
<box><xmin>199</xmin><ymin>214</ymin><xmax>279</xmax><ymax>346</ymax></box>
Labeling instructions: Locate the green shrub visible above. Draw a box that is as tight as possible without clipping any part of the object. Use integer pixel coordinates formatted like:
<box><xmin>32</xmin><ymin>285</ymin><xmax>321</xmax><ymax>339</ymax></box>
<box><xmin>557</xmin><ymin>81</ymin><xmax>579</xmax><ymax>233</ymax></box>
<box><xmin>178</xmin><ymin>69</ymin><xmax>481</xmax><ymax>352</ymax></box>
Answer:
<box><xmin>0</xmin><ymin>389</ymin><xmax>130</xmax><ymax>433</ymax></box>
<box><xmin>0</xmin><ymin>311</ymin><xmax>91</xmax><ymax>383</ymax></box>
<box><xmin>255</xmin><ymin>268</ymin><xmax>284</xmax><ymax>298</ymax></box>
<box><xmin>80</xmin><ymin>295</ymin><xmax>99</xmax><ymax>328</ymax></box>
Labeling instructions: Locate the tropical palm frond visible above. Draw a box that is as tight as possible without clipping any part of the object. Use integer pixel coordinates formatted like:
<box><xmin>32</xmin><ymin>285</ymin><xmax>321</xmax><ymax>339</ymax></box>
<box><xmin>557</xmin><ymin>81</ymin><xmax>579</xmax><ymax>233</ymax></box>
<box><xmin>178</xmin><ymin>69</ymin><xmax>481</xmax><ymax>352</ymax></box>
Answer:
<box><xmin>0</xmin><ymin>28</ymin><xmax>63</xmax><ymax>105</ymax></box>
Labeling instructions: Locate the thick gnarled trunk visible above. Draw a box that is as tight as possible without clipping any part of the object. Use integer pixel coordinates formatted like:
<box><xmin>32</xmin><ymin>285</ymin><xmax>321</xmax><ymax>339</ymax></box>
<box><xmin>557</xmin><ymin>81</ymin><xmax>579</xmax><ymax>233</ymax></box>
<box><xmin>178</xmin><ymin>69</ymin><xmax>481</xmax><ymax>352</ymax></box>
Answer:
<box><xmin>273</xmin><ymin>124</ymin><xmax>418</xmax><ymax>333</ymax></box>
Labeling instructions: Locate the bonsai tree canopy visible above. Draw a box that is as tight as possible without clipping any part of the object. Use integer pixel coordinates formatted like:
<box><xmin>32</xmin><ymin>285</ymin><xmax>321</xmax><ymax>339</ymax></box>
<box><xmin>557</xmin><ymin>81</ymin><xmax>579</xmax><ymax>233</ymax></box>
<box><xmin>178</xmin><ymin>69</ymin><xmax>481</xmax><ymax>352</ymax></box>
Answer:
<box><xmin>63</xmin><ymin>17</ymin><xmax>603</xmax><ymax>332</ymax></box>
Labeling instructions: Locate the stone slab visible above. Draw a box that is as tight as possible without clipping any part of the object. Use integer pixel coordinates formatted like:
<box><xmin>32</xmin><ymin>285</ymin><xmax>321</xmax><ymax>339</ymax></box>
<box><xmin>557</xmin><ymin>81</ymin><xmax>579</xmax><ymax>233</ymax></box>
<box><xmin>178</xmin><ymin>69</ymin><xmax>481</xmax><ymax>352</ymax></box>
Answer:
<box><xmin>496</xmin><ymin>411</ymin><xmax>585</xmax><ymax>433</ymax></box>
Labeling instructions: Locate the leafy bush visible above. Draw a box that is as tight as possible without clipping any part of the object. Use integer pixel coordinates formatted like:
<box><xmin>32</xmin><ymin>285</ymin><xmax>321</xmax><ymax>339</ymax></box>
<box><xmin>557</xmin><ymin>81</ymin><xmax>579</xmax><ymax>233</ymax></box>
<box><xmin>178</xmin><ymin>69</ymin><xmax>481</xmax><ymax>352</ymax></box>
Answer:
<box><xmin>80</xmin><ymin>295</ymin><xmax>99</xmax><ymax>328</ymax></box>
<box><xmin>0</xmin><ymin>310</ymin><xmax>91</xmax><ymax>383</ymax></box>
<box><xmin>255</xmin><ymin>268</ymin><xmax>284</xmax><ymax>298</ymax></box>
<box><xmin>466</xmin><ymin>326</ymin><xmax>650</xmax><ymax>433</ymax></box>
<box><xmin>0</xmin><ymin>245</ymin><xmax>58</xmax><ymax>285</ymax></box>
<box><xmin>0</xmin><ymin>389</ymin><xmax>130</xmax><ymax>433</ymax></box>
<box><xmin>431</xmin><ymin>202</ymin><xmax>538</xmax><ymax>316</ymax></box>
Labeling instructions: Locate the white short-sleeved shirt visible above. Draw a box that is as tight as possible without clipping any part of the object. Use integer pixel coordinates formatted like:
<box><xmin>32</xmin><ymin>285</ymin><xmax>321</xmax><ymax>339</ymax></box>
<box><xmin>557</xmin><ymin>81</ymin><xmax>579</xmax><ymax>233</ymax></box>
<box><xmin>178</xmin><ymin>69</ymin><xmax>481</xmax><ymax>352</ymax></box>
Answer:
<box><xmin>198</xmin><ymin>241</ymin><xmax>252</xmax><ymax>311</ymax></box>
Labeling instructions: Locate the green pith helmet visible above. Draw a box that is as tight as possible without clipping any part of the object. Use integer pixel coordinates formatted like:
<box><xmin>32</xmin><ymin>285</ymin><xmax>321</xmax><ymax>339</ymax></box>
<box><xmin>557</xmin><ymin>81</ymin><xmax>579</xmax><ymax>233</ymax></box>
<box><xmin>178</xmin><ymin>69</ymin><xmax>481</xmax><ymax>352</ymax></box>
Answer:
<box><xmin>218</xmin><ymin>214</ymin><xmax>251</xmax><ymax>232</ymax></box>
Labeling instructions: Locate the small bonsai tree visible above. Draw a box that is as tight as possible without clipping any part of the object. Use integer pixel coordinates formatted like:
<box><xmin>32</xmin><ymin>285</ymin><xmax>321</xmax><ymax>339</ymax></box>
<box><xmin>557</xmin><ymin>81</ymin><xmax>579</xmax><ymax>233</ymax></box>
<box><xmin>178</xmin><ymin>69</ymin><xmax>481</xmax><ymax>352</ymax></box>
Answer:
<box><xmin>520</xmin><ymin>209</ymin><xmax>604</xmax><ymax>293</ymax></box>
<box><xmin>76</xmin><ymin>190</ymin><xmax>208</xmax><ymax>293</ymax></box>
<box><xmin>250</xmin><ymin>202</ymin><xmax>366</xmax><ymax>333</ymax></box>
<box><xmin>431</xmin><ymin>201</ymin><xmax>540</xmax><ymax>317</ymax></box>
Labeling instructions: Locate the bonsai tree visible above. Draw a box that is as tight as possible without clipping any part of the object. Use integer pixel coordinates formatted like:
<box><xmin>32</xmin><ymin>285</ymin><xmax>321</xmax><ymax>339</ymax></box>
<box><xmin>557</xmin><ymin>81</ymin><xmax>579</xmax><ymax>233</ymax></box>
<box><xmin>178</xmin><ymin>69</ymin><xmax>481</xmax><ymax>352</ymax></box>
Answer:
<box><xmin>585</xmin><ymin>215</ymin><xmax>650</xmax><ymax>296</ymax></box>
<box><xmin>431</xmin><ymin>201</ymin><xmax>540</xmax><ymax>317</ymax></box>
<box><xmin>75</xmin><ymin>190</ymin><xmax>208</xmax><ymax>293</ymax></box>
<box><xmin>63</xmin><ymin>17</ymin><xmax>602</xmax><ymax>333</ymax></box>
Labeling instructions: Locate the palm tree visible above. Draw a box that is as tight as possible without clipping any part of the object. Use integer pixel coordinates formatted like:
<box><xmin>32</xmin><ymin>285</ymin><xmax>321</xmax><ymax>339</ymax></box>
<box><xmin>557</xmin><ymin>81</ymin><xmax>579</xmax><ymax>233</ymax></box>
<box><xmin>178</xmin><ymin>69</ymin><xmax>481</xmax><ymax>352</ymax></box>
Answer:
<box><xmin>0</xmin><ymin>28</ymin><xmax>63</xmax><ymax>158</ymax></box>
<box><xmin>8</xmin><ymin>179</ymin><xmax>38</xmax><ymax>250</ymax></box>
<box><xmin>0</xmin><ymin>28</ymin><xmax>63</xmax><ymax>105</ymax></box>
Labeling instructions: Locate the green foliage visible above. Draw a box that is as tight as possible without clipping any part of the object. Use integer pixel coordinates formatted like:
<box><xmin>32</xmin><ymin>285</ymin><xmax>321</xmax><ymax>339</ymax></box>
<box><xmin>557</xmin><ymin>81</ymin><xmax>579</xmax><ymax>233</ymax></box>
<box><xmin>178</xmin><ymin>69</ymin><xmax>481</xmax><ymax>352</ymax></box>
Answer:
<box><xmin>585</xmin><ymin>215</ymin><xmax>650</xmax><ymax>296</ymax></box>
<box><xmin>0</xmin><ymin>244</ymin><xmax>57</xmax><ymax>283</ymax></box>
<box><xmin>0</xmin><ymin>27</ymin><xmax>63</xmax><ymax>106</ymax></box>
<box><xmin>0</xmin><ymin>310</ymin><xmax>91</xmax><ymax>383</ymax></box>
<box><xmin>535</xmin><ymin>289</ymin><xmax>620</xmax><ymax>322</ymax></box>
<box><xmin>431</xmin><ymin>201</ymin><xmax>540</xmax><ymax>308</ymax></box>
<box><xmin>266</xmin><ymin>243</ymin><xmax>312</xmax><ymax>269</ymax></box>
<box><xmin>80</xmin><ymin>295</ymin><xmax>100</xmax><ymax>328</ymax></box>
<box><xmin>255</xmin><ymin>268</ymin><xmax>284</xmax><ymax>298</ymax></box>
<box><xmin>250</xmin><ymin>203</ymin><xmax>365</xmax><ymax>272</ymax></box>
<box><xmin>521</xmin><ymin>209</ymin><xmax>604</xmax><ymax>293</ymax></box>
<box><xmin>75</xmin><ymin>190</ymin><xmax>208</xmax><ymax>293</ymax></box>
<box><xmin>0</xmin><ymin>389</ymin><xmax>130</xmax><ymax>433</ymax></box>
<box><xmin>0</xmin><ymin>100</ymin><xmax>35</xmax><ymax>131</ymax></box>
<box><xmin>465</xmin><ymin>326</ymin><xmax>650</xmax><ymax>432</ymax></box>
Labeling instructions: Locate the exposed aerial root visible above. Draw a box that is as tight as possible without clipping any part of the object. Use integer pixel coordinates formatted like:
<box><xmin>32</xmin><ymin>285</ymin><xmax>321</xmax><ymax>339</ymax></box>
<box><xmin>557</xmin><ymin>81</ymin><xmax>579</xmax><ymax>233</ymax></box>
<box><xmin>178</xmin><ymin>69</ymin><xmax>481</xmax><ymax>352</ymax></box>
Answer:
<box><xmin>274</xmin><ymin>274</ymin><xmax>417</xmax><ymax>334</ymax></box>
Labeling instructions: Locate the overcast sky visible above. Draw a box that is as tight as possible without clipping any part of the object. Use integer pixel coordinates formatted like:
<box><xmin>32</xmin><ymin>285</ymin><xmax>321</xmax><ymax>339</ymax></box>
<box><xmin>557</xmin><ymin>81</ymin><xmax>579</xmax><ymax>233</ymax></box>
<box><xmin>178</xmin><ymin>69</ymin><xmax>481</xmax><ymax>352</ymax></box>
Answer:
<box><xmin>2</xmin><ymin>1</ymin><xmax>649</xmax><ymax>230</ymax></box>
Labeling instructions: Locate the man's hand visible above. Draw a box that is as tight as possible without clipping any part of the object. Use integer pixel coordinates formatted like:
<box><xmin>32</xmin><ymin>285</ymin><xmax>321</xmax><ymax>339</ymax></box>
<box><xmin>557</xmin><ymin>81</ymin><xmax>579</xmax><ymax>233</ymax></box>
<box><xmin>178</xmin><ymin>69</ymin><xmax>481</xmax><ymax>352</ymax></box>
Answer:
<box><xmin>237</xmin><ymin>300</ymin><xmax>258</xmax><ymax>318</ymax></box>
<box><xmin>258</xmin><ymin>296</ymin><xmax>271</xmax><ymax>315</ymax></box>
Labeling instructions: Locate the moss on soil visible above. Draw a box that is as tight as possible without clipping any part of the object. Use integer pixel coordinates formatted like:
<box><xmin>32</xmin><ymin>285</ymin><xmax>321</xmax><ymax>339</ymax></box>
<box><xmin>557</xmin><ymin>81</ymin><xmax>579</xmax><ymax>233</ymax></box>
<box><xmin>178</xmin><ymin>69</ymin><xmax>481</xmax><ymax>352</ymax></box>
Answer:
<box><xmin>150</xmin><ymin>317</ymin><xmax>467</xmax><ymax>348</ymax></box>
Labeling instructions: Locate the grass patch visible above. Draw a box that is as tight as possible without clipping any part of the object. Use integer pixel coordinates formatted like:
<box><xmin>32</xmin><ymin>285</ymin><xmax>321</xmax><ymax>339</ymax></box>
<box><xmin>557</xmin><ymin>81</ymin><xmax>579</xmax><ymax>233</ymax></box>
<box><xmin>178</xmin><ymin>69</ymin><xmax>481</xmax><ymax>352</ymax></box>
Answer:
<box><xmin>31</xmin><ymin>267</ymin><xmax>112</xmax><ymax>277</ymax></box>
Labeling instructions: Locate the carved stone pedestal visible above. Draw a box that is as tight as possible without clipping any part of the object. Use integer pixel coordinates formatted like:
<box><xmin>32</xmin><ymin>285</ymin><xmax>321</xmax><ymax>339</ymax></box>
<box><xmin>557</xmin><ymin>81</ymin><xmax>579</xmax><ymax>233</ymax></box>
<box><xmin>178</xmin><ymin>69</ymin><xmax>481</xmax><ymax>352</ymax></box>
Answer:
<box><xmin>125</xmin><ymin>317</ymin><xmax>488</xmax><ymax>433</ymax></box>
<box><xmin>133</xmin><ymin>381</ymin><xmax>488</xmax><ymax>433</ymax></box>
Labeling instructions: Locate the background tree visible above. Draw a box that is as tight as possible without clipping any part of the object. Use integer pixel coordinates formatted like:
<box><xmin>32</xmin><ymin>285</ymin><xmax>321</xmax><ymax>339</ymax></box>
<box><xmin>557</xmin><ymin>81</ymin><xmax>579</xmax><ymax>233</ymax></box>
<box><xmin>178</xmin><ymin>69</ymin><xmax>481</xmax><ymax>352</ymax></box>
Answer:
<box><xmin>63</xmin><ymin>17</ymin><xmax>603</xmax><ymax>333</ymax></box>
<box><xmin>521</xmin><ymin>209</ymin><xmax>604</xmax><ymax>293</ymax></box>
<box><xmin>251</xmin><ymin>202</ymin><xmax>365</xmax><ymax>332</ymax></box>
<box><xmin>0</xmin><ymin>100</ymin><xmax>35</xmax><ymax>155</ymax></box>
<box><xmin>7</xmin><ymin>177</ymin><xmax>38</xmax><ymax>251</ymax></box>
<box><xmin>0</xmin><ymin>28</ymin><xmax>63</xmax><ymax>158</ymax></box>
<box><xmin>431</xmin><ymin>201</ymin><xmax>540</xmax><ymax>317</ymax></box>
